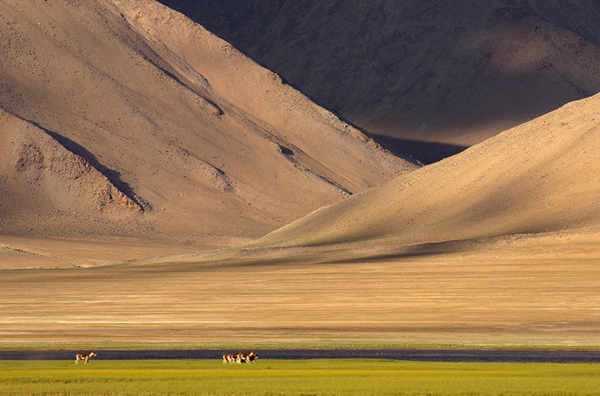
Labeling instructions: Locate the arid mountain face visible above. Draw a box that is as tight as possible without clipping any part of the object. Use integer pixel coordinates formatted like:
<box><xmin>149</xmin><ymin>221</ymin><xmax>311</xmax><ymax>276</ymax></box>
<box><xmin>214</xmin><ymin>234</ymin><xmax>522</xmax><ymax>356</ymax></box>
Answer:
<box><xmin>159</xmin><ymin>0</ymin><xmax>600</xmax><ymax>163</ymax></box>
<box><xmin>253</xmin><ymin>92</ymin><xmax>600</xmax><ymax>249</ymax></box>
<box><xmin>3</xmin><ymin>0</ymin><xmax>600</xmax><ymax>248</ymax></box>
<box><xmin>0</xmin><ymin>0</ymin><xmax>414</xmax><ymax>242</ymax></box>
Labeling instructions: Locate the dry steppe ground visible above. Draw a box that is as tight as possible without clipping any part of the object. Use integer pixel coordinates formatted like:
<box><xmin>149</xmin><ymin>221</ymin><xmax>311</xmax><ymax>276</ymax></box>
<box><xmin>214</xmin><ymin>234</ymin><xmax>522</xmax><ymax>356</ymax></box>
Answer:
<box><xmin>1</xmin><ymin>229</ymin><xmax>600</xmax><ymax>349</ymax></box>
<box><xmin>0</xmin><ymin>235</ymin><xmax>242</xmax><ymax>270</ymax></box>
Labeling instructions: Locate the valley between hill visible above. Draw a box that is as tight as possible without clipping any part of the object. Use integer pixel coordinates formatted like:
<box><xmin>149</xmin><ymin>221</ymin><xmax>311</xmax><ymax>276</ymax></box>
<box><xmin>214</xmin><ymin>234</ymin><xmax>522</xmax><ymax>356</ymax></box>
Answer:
<box><xmin>2</xmin><ymin>0</ymin><xmax>600</xmax><ymax>350</ymax></box>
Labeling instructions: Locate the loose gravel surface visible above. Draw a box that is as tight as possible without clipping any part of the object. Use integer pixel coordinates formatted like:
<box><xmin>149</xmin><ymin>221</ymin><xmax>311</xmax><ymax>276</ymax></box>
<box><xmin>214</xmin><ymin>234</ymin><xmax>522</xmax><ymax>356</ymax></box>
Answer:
<box><xmin>2</xmin><ymin>349</ymin><xmax>600</xmax><ymax>363</ymax></box>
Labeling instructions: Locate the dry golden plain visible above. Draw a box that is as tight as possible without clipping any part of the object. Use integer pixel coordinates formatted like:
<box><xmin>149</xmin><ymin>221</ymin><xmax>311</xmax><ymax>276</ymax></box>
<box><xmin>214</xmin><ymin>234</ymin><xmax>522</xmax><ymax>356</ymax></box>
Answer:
<box><xmin>1</xmin><ymin>231</ymin><xmax>599</xmax><ymax>350</ymax></box>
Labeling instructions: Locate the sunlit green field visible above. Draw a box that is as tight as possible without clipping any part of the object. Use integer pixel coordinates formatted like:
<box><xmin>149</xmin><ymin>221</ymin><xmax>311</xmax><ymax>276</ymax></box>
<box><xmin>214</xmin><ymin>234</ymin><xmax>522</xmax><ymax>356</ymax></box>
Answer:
<box><xmin>1</xmin><ymin>359</ymin><xmax>600</xmax><ymax>395</ymax></box>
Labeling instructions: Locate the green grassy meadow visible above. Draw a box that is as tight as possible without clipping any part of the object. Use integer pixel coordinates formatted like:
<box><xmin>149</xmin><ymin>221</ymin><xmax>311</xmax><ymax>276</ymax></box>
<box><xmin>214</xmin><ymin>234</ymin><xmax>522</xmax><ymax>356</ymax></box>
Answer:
<box><xmin>1</xmin><ymin>359</ymin><xmax>600</xmax><ymax>396</ymax></box>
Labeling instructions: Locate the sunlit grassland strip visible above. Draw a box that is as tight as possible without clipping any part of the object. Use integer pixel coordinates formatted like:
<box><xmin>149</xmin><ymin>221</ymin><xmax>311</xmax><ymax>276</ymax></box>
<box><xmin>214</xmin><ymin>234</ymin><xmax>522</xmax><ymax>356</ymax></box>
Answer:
<box><xmin>1</xmin><ymin>359</ymin><xmax>600</xmax><ymax>395</ymax></box>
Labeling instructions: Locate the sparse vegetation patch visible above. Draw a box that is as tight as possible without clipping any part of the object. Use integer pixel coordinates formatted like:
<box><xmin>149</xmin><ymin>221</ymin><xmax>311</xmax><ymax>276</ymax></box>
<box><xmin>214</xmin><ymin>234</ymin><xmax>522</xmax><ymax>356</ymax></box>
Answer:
<box><xmin>0</xmin><ymin>246</ymin><xmax>36</xmax><ymax>255</ymax></box>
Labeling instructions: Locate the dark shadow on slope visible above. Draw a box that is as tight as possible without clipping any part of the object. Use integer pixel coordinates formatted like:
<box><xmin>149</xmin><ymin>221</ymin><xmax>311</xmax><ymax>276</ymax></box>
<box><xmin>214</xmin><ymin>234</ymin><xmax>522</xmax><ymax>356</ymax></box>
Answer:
<box><xmin>38</xmin><ymin>126</ymin><xmax>149</xmax><ymax>210</ymax></box>
<box><xmin>323</xmin><ymin>108</ymin><xmax>423</xmax><ymax>166</ymax></box>
<box><xmin>155</xmin><ymin>0</ymin><xmax>600</xmax><ymax>163</ymax></box>
<box><xmin>323</xmin><ymin>240</ymin><xmax>477</xmax><ymax>264</ymax></box>
<box><xmin>369</xmin><ymin>135</ymin><xmax>468</xmax><ymax>165</ymax></box>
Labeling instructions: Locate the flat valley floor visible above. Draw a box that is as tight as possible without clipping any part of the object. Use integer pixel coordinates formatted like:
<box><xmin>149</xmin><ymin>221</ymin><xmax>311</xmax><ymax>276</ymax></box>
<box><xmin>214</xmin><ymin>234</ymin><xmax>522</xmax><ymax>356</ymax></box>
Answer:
<box><xmin>1</xmin><ymin>232</ymin><xmax>600</xmax><ymax>350</ymax></box>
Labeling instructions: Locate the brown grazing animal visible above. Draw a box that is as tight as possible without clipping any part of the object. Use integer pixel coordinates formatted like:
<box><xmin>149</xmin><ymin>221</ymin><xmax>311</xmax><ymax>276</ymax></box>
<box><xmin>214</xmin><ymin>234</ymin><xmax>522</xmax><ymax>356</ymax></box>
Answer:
<box><xmin>222</xmin><ymin>350</ymin><xmax>258</xmax><ymax>364</ymax></box>
<box><xmin>74</xmin><ymin>351</ymin><xmax>97</xmax><ymax>364</ymax></box>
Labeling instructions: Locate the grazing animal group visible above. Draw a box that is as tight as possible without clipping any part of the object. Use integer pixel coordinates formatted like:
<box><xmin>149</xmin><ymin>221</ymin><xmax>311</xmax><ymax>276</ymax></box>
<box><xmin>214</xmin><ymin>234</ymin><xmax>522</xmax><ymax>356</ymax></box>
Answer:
<box><xmin>222</xmin><ymin>350</ymin><xmax>258</xmax><ymax>364</ymax></box>
<box><xmin>74</xmin><ymin>351</ymin><xmax>97</xmax><ymax>364</ymax></box>
<box><xmin>74</xmin><ymin>350</ymin><xmax>260</xmax><ymax>365</ymax></box>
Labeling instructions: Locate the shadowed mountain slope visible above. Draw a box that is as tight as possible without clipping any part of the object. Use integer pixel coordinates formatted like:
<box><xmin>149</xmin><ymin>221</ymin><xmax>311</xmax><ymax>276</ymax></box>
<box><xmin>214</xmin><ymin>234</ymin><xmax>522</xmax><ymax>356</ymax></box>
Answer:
<box><xmin>159</xmin><ymin>0</ymin><xmax>600</xmax><ymax>163</ymax></box>
<box><xmin>0</xmin><ymin>0</ymin><xmax>415</xmax><ymax>242</ymax></box>
<box><xmin>252</xmin><ymin>93</ymin><xmax>600</xmax><ymax>249</ymax></box>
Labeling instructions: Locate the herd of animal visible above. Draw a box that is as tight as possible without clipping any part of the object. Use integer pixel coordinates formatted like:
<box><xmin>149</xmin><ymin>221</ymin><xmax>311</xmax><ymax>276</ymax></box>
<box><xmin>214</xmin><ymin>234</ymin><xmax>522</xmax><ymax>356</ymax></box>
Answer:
<box><xmin>73</xmin><ymin>350</ymin><xmax>259</xmax><ymax>365</ymax></box>
<box><xmin>222</xmin><ymin>350</ymin><xmax>258</xmax><ymax>364</ymax></box>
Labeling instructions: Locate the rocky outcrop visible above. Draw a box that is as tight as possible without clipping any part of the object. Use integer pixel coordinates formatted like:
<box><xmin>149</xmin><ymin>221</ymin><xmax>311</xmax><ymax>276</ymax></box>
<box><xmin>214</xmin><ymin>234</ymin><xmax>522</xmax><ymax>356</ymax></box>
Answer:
<box><xmin>3</xmin><ymin>111</ymin><xmax>142</xmax><ymax>215</ymax></box>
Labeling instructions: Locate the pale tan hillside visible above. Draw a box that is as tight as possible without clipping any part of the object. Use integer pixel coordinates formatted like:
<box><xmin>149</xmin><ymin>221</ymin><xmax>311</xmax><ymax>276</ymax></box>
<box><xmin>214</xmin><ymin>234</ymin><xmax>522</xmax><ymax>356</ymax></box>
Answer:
<box><xmin>0</xmin><ymin>0</ymin><xmax>414</xmax><ymax>243</ymax></box>
<box><xmin>163</xmin><ymin>0</ymin><xmax>600</xmax><ymax>163</ymax></box>
<box><xmin>253</xmin><ymin>93</ymin><xmax>600</xmax><ymax>249</ymax></box>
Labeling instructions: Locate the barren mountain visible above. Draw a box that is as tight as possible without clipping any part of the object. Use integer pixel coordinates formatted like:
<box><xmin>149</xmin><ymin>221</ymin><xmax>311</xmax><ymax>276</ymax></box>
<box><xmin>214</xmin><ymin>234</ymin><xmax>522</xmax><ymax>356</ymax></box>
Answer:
<box><xmin>3</xmin><ymin>0</ymin><xmax>600</xmax><ymax>256</ymax></box>
<box><xmin>160</xmin><ymin>0</ymin><xmax>600</xmax><ymax>163</ymax></box>
<box><xmin>0</xmin><ymin>0</ymin><xmax>414</xmax><ymax>243</ymax></box>
<box><xmin>252</xmin><ymin>92</ymin><xmax>600</xmax><ymax>249</ymax></box>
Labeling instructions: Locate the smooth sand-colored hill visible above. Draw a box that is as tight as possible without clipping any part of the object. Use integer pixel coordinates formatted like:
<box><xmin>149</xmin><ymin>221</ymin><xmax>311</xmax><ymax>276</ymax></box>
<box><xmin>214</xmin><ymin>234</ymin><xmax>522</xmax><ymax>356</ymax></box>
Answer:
<box><xmin>162</xmin><ymin>0</ymin><xmax>600</xmax><ymax>163</ymax></box>
<box><xmin>0</xmin><ymin>0</ymin><xmax>415</xmax><ymax>243</ymax></box>
<box><xmin>252</xmin><ymin>92</ymin><xmax>600</xmax><ymax>249</ymax></box>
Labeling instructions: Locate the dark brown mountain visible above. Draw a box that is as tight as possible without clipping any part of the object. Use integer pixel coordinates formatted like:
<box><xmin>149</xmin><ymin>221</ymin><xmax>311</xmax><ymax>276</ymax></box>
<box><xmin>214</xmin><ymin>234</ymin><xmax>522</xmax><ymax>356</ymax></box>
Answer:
<box><xmin>158</xmin><ymin>0</ymin><xmax>600</xmax><ymax>163</ymax></box>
